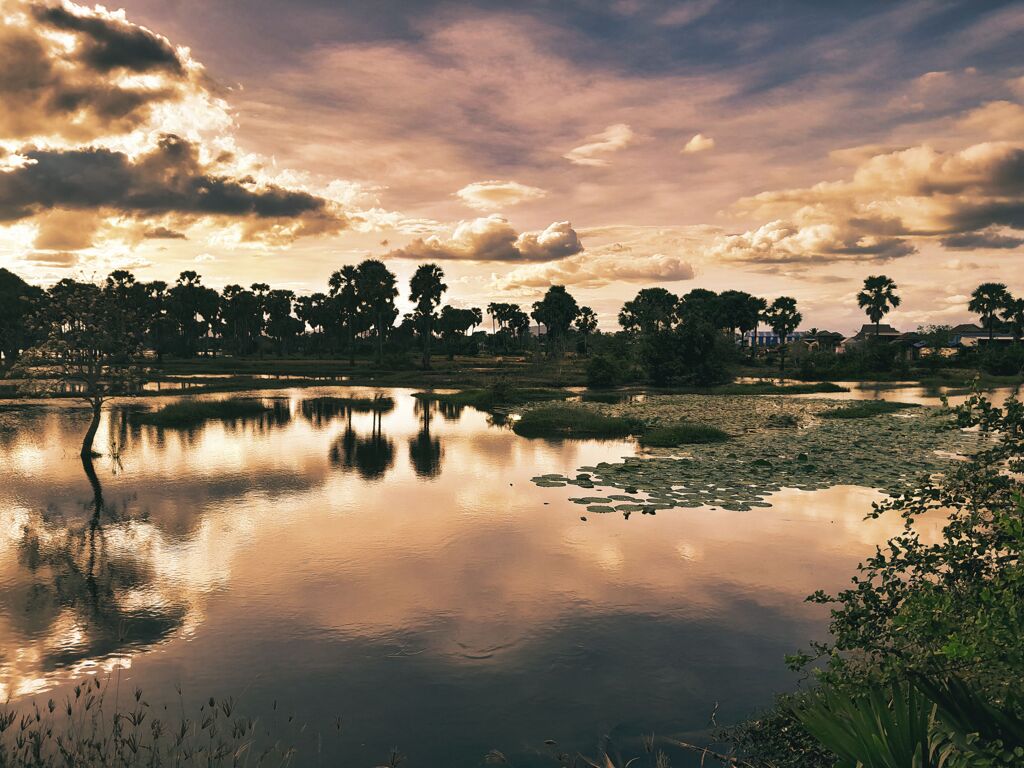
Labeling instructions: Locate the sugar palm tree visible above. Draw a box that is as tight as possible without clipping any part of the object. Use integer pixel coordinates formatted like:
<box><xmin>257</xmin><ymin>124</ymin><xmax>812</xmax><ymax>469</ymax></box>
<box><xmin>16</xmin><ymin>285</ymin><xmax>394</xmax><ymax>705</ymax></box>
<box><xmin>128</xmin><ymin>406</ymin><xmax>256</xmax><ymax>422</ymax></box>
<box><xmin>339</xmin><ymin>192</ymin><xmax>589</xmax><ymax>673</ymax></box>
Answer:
<box><xmin>328</xmin><ymin>265</ymin><xmax>361</xmax><ymax>364</ymax></box>
<box><xmin>574</xmin><ymin>306</ymin><xmax>598</xmax><ymax>355</ymax></box>
<box><xmin>409</xmin><ymin>263</ymin><xmax>446</xmax><ymax>370</ymax></box>
<box><xmin>970</xmin><ymin>282</ymin><xmax>1011</xmax><ymax>342</ymax></box>
<box><xmin>857</xmin><ymin>275</ymin><xmax>901</xmax><ymax>338</ymax></box>
<box><xmin>1002</xmin><ymin>295</ymin><xmax>1024</xmax><ymax>343</ymax></box>
<box><xmin>762</xmin><ymin>296</ymin><xmax>802</xmax><ymax>372</ymax></box>
<box><xmin>355</xmin><ymin>260</ymin><xmax>398</xmax><ymax>365</ymax></box>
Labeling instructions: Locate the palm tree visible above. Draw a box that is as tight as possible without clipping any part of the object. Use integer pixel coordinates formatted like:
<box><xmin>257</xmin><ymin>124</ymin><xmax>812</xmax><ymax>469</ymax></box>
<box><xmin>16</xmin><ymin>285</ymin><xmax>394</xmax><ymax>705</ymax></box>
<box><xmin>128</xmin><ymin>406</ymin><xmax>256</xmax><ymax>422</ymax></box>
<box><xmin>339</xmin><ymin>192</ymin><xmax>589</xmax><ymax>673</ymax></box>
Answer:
<box><xmin>762</xmin><ymin>296</ymin><xmax>802</xmax><ymax>372</ymax></box>
<box><xmin>328</xmin><ymin>265</ymin><xmax>360</xmax><ymax>364</ymax></box>
<box><xmin>969</xmin><ymin>282</ymin><xmax>1011</xmax><ymax>342</ymax></box>
<box><xmin>1002</xmin><ymin>296</ymin><xmax>1024</xmax><ymax>344</ymax></box>
<box><xmin>857</xmin><ymin>275</ymin><xmax>901</xmax><ymax>338</ymax></box>
<box><xmin>355</xmin><ymin>259</ymin><xmax>398</xmax><ymax>364</ymax></box>
<box><xmin>574</xmin><ymin>306</ymin><xmax>598</xmax><ymax>355</ymax></box>
<box><xmin>409</xmin><ymin>263</ymin><xmax>447</xmax><ymax>370</ymax></box>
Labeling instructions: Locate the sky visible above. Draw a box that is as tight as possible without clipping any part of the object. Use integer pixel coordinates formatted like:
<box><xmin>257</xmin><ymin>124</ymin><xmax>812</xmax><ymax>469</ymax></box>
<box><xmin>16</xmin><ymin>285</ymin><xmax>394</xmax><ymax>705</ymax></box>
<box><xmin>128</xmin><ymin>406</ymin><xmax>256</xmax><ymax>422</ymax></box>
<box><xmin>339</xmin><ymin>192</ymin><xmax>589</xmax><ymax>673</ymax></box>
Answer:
<box><xmin>0</xmin><ymin>0</ymin><xmax>1022</xmax><ymax>333</ymax></box>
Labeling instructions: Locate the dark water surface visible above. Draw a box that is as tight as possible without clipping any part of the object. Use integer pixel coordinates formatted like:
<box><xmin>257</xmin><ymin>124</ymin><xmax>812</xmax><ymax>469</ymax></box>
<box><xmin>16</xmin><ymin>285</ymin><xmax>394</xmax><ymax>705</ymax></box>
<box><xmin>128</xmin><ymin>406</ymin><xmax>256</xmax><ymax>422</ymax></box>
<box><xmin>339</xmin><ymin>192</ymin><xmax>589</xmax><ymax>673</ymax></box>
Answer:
<box><xmin>0</xmin><ymin>386</ymin><xmax>953</xmax><ymax>765</ymax></box>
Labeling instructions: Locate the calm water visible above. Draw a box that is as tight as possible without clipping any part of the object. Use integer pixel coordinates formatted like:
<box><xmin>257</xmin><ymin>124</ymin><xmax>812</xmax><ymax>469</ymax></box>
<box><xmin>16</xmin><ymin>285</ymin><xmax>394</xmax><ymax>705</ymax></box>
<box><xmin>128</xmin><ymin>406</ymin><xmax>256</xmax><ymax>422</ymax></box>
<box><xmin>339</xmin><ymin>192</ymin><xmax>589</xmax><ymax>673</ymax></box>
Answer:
<box><xmin>0</xmin><ymin>386</ymin><xmax>963</xmax><ymax>765</ymax></box>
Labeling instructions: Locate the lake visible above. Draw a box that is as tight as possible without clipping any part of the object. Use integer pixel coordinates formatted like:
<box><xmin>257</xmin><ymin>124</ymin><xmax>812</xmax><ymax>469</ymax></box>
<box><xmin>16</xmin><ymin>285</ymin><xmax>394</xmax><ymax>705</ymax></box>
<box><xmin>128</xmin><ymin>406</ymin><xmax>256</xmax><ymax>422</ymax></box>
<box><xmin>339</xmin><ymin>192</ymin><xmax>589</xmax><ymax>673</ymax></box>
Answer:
<box><xmin>0</xmin><ymin>385</ymin><xmax>989</xmax><ymax>765</ymax></box>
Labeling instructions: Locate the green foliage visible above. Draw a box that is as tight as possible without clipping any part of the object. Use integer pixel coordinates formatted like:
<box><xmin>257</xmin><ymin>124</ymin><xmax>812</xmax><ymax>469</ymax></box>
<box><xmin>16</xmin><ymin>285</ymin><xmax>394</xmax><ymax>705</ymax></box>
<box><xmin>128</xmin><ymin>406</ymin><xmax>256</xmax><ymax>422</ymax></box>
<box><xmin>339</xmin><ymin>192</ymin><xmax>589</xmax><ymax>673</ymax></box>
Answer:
<box><xmin>820</xmin><ymin>400</ymin><xmax>919</xmax><ymax>419</ymax></box>
<box><xmin>640</xmin><ymin>320</ymin><xmax>735</xmax><ymax>386</ymax></box>
<box><xmin>513</xmin><ymin>405</ymin><xmax>641</xmax><ymax>438</ymax></box>
<box><xmin>978</xmin><ymin>344</ymin><xmax>1024</xmax><ymax>376</ymax></box>
<box><xmin>638</xmin><ymin>422</ymin><xmax>729</xmax><ymax>446</ymax></box>
<box><xmin>585</xmin><ymin>354</ymin><xmax>622</xmax><ymax>388</ymax></box>
<box><xmin>132</xmin><ymin>398</ymin><xmax>272</xmax><ymax>427</ymax></box>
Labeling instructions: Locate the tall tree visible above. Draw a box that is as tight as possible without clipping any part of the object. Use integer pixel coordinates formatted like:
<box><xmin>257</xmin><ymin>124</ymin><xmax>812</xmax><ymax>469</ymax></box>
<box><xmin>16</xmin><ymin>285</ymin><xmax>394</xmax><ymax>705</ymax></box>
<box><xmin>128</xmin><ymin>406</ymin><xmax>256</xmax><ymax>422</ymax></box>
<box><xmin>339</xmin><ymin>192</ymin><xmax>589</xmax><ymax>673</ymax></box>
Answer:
<box><xmin>1001</xmin><ymin>296</ymin><xmax>1024</xmax><ymax>344</ymax></box>
<box><xmin>17</xmin><ymin>280</ymin><xmax>141</xmax><ymax>459</ymax></box>
<box><xmin>531</xmin><ymin>285</ymin><xmax>580</xmax><ymax>354</ymax></box>
<box><xmin>355</xmin><ymin>259</ymin><xmax>398</xmax><ymax>364</ymax></box>
<box><xmin>328</xmin><ymin>265</ymin><xmax>361</xmax><ymax>364</ymax></box>
<box><xmin>574</xmin><ymin>306</ymin><xmax>598</xmax><ymax>355</ymax></box>
<box><xmin>141</xmin><ymin>280</ymin><xmax>173</xmax><ymax>363</ymax></box>
<box><xmin>677</xmin><ymin>288</ymin><xmax>722</xmax><ymax>327</ymax></box>
<box><xmin>264</xmin><ymin>289</ymin><xmax>302</xmax><ymax>356</ymax></box>
<box><xmin>438</xmin><ymin>306</ymin><xmax>482</xmax><ymax>360</ymax></box>
<box><xmin>741</xmin><ymin>295</ymin><xmax>768</xmax><ymax>353</ymax></box>
<box><xmin>221</xmin><ymin>284</ymin><xmax>261</xmax><ymax>355</ymax></box>
<box><xmin>409</xmin><ymin>263</ymin><xmax>447</xmax><ymax>370</ymax></box>
<box><xmin>718</xmin><ymin>289</ymin><xmax>756</xmax><ymax>340</ymax></box>
<box><xmin>618</xmin><ymin>288</ymin><xmax>678</xmax><ymax>335</ymax></box>
<box><xmin>857</xmin><ymin>275</ymin><xmax>901</xmax><ymax>337</ymax></box>
<box><xmin>0</xmin><ymin>267</ymin><xmax>43</xmax><ymax>367</ymax></box>
<box><xmin>762</xmin><ymin>296</ymin><xmax>802</xmax><ymax>372</ymax></box>
<box><xmin>969</xmin><ymin>282</ymin><xmax>1011</xmax><ymax>342</ymax></box>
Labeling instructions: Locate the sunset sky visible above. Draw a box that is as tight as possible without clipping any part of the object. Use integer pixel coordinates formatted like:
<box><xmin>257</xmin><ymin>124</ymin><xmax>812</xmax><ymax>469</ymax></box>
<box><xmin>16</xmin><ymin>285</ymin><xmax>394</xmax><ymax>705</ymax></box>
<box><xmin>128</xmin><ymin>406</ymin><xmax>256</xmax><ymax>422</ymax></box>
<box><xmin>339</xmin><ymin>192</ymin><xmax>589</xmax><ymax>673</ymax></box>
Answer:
<box><xmin>1</xmin><ymin>0</ymin><xmax>1022</xmax><ymax>332</ymax></box>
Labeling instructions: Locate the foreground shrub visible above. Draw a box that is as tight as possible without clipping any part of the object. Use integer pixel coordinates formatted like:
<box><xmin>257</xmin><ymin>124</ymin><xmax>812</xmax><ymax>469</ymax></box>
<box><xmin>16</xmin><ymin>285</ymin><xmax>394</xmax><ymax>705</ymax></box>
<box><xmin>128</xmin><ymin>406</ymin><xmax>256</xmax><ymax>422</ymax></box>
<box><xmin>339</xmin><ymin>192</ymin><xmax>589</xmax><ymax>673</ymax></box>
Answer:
<box><xmin>0</xmin><ymin>677</ymin><xmax>317</xmax><ymax>767</ymax></box>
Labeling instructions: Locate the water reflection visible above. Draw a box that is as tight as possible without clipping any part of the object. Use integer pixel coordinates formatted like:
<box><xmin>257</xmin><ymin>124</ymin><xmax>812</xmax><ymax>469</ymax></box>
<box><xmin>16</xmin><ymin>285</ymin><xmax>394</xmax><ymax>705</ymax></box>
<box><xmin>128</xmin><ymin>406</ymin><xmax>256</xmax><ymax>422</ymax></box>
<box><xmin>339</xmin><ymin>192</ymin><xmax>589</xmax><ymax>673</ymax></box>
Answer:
<box><xmin>0</xmin><ymin>386</ymin><xmax>962</xmax><ymax>765</ymax></box>
<box><xmin>409</xmin><ymin>400</ymin><xmax>442</xmax><ymax>478</ymax></box>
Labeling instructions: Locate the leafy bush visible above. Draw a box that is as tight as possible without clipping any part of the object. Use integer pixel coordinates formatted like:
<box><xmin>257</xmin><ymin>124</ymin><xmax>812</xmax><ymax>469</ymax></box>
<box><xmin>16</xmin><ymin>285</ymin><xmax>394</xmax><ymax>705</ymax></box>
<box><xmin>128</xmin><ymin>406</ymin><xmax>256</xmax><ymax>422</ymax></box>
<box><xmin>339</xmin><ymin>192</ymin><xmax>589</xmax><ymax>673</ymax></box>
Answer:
<box><xmin>585</xmin><ymin>354</ymin><xmax>621</xmax><ymax>388</ymax></box>
<box><xmin>978</xmin><ymin>344</ymin><xmax>1024</xmax><ymax>376</ymax></box>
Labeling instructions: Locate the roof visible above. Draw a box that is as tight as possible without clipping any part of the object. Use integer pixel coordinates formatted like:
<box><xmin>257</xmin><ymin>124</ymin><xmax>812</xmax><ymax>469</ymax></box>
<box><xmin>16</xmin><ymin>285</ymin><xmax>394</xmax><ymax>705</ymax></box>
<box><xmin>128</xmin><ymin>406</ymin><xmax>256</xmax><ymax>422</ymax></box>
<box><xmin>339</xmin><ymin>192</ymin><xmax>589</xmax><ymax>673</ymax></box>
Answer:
<box><xmin>950</xmin><ymin>323</ymin><xmax>986</xmax><ymax>335</ymax></box>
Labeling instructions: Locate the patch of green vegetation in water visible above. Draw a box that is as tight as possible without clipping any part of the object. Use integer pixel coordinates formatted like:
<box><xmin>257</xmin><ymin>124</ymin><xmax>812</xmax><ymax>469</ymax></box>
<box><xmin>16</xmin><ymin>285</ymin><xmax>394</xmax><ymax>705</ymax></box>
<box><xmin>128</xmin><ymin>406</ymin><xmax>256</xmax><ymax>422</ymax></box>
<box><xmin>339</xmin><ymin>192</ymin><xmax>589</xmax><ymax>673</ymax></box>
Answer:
<box><xmin>820</xmin><ymin>401</ymin><xmax>920</xmax><ymax>419</ymax></box>
<box><xmin>414</xmin><ymin>384</ymin><xmax>570</xmax><ymax>411</ymax></box>
<box><xmin>514</xmin><ymin>406</ymin><xmax>641</xmax><ymax>438</ymax></box>
<box><xmin>638</xmin><ymin>422</ymin><xmax>730</xmax><ymax>447</ymax></box>
<box><xmin>132</xmin><ymin>398</ymin><xmax>272</xmax><ymax>427</ymax></box>
<box><xmin>526</xmin><ymin>395</ymin><xmax>985</xmax><ymax>513</ymax></box>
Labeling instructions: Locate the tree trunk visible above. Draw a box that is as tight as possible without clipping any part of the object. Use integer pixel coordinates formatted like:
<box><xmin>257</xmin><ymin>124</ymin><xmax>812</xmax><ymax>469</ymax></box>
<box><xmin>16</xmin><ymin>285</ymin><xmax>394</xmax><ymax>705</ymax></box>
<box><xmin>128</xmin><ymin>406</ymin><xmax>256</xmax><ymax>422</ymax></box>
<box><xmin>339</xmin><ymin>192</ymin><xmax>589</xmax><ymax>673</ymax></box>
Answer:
<box><xmin>81</xmin><ymin>400</ymin><xmax>102</xmax><ymax>459</ymax></box>
<box><xmin>422</xmin><ymin>319</ymin><xmax>432</xmax><ymax>370</ymax></box>
<box><xmin>348</xmin><ymin>325</ymin><xmax>355</xmax><ymax>366</ymax></box>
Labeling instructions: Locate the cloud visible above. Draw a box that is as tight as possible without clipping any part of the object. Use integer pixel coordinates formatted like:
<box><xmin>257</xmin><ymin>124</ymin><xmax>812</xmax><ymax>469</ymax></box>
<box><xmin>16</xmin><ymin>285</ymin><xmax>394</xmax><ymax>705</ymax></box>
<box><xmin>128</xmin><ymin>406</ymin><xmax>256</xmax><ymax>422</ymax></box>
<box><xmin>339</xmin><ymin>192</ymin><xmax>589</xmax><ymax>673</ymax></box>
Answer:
<box><xmin>940</xmin><ymin>228</ymin><xmax>1024</xmax><ymax>250</ymax></box>
<box><xmin>0</xmin><ymin>1</ymin><xmax>217</xmax><ymax>144</ymax></box>
<box><xmin>563</xmin><ymin>123</ymin><xmax>635</xmax><ymax>166</ymax></box>
<box><xmin>714</xmin><ymin>139</ymin><xmax>1024</xmax><ymax>263</ymax></box>
<box><xmin>496</xmin><ymin>252</ymin><xmax>694</xmax><ymax>290</ymax></box>
<box><xmin>682</xmin><ymin>133</ymin><xmax>715</xmax><ymax>153</ymax></box>
<box><xmin>493</xmin><ymin>224</ymin><xmax>707</xmax><ymax>289</ymax></box>
<box><xmin>30</xmin><ymin>3</ymin><xmax>185</xmax><ymax>75</ymax></box>
<box><xmin>384</xmin><ymin>215</ymin><xmax>581</xmax><ymax>262</ymax></box>
<box><xmin>456</xmin><ymin>180</ymin><xmax>547</xmax><ymax>211</ymax></box>
<box><xmin>23</xmin><ymin>250</ymin><xmax>78</xmax><ymax>267</ymax></box>
<box><xmin>0</xmin><ymin>135</ymin><xmax>345</xmax><ymax>243</ymax></box>
<box><xmin>144</xmin><ymin>226</ymin><xmax>188</xmax><ymax>240</ymax></box>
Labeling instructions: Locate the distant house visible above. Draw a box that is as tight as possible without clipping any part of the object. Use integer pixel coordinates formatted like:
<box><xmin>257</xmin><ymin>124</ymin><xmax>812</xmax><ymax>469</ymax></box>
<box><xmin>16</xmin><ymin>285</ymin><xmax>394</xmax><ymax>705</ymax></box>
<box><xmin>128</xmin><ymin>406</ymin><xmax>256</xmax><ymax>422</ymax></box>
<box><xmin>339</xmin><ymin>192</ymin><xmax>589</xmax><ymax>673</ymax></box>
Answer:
<box><xmin>741</xmin><ymin>329</ymin><xmax>807</xmax><ymax>347</ymax></box>
<box><xmin>948</xmin><ymin>323</ymin><xmax>1015</xmax><ymax>347</ymax></box>
<box><xmin>842</xmin><ymin>324</ymin><xmax>902</xmax><ymax>350</ymax></box>
<box><xmin>808</xmin><ymin>330</ymin><xmax>845</xmax><ymax>353</ymax></box>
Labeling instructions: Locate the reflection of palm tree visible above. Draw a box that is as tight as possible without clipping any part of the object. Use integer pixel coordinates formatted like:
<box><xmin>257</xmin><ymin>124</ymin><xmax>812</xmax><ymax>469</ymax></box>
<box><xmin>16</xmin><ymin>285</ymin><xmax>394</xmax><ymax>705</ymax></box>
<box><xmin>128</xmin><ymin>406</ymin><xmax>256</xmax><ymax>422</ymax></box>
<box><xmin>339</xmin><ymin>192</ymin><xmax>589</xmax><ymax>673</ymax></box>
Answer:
<box><xmin>328</xmin><ymin>409</ymin><xmax>395</xmax><ymax>480</ymax></box>
<box><xmin>409</xmin><ymin>400</ymin><xmax>442</xmax><ymax>478</ymax></box>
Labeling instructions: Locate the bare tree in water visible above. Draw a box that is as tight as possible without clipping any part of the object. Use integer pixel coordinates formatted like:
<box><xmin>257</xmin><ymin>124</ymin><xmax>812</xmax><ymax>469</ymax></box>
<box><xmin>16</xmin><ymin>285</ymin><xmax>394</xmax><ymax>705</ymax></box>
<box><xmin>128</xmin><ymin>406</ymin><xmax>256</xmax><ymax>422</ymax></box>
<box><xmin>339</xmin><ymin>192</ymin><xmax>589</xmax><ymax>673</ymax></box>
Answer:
<box><xmin>16</xmin><ymin>279</ymin><xmax>141</xmax><ymax>460</ymax></box>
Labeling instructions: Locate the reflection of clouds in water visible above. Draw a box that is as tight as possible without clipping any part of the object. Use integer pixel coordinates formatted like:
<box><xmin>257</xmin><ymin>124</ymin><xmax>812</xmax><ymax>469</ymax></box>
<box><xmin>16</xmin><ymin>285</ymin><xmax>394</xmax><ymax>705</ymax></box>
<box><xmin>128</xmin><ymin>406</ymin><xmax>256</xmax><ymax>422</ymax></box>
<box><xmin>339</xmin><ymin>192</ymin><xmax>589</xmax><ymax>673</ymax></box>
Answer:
<box><xmin>0</xmin><ymin>386</ymin><xmax>948</xmax><ymax>759</ymax></box>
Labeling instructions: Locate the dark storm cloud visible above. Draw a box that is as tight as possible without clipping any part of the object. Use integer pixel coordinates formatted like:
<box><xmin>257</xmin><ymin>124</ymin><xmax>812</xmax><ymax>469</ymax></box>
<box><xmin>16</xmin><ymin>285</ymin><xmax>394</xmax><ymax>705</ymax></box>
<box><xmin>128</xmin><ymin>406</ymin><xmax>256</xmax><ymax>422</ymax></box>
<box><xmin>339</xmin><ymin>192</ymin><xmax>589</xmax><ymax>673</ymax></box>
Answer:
<box><xmin>0</xmin><ymin>135</ymin><xmax>341</xmax><ymax>228</ymax></box>
<box><xmin>940</xmin><ymin>229</ymin><xmax>1024</xmax><ymax>250</ymax></box>
<box><xmin>31</xmin><ymin>3</ymin><xmax>185</xmax><ymax>74</ymax></box>
<box><xmin>0</xmin><ymin>3</ymin><xmax>198</xmax><ymax>142</ymax></box>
